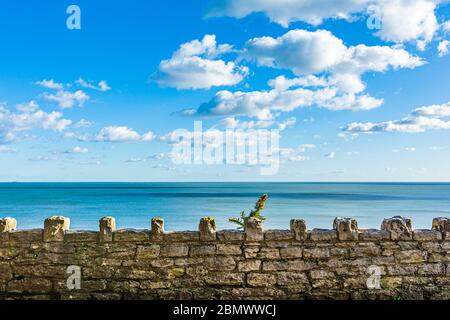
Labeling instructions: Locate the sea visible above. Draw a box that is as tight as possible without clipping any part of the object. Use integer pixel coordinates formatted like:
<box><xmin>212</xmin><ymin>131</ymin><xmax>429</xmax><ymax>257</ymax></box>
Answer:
<box><xmin>0</xmin><ymin>182</ymin><xmax>449</xmax><ymax>231</ymax></box>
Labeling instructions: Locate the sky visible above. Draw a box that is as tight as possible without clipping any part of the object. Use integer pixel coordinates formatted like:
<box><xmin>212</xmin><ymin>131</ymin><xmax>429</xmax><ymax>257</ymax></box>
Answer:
<box><xmin>0</xmin><ymin>0</ymin><xmax>450</xmax><ymax>182</ymax></box>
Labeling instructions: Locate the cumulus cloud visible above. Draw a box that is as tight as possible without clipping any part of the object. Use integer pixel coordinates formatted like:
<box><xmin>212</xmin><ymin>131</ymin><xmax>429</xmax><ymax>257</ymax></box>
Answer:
<box><xmin>342</xmin><ymin>101</ymin><xmax>450</xmax><ymax>134</ymax></box>
<box><xmin>156</xmin><ymin>34</ymin><xmax>248</xmax><ymax>89</ymax></box>
<box><xmin>65</xmin><ymin>146</ymin><xmax>89</xmax><ymax>154</ymax></box>
<box><xmin>243</xmin><ymin>29</ymin><xmax>424</xmax><ymax>93</ymax></box>
<box><xmin>35</xmin><ymin>79</ymin><xmax>64</xmax><ymax>90</ymax></box>
<box><xmin>95</xmin><ymin>126</ymin><xmax>155</xmax><ymax>142</ymax></box>
<box><xmin>374</xmin><ymin>0</ymin><xmax>439</xmax><ymax>48</ymax></box>
<box><xmin>181</xmin><ymin>84</ymin><xmax>383</xmax><ymax>120</ymax></box>
<box><xmin>76</xmin><ymin>78</ymin><xmax>111</xmax><ymax>92</ymax></box>
<box><xmin>43</xmin><ymin>90</ymin><xmax>90</xmax><ymax>109</ymax></box>
<box><xmin>15</xmin><ymin>100</ymin><xmax>39</xmax><ymax>113</ymax></box>
<box><xmin>207</xmin><ymin>0</ymin><xmax>444</xmax><ymax>46</ymax></box>
<box><xmin>207</xmin><ymin>0</ymin><xmax>369</xmax><ymax>27</ymax></box>
<box><xmin>438</xmin><ymin>40</ymin><xmax>450</xmax><ymax>57</ymax></box>
<box><xmin>0</xmin><ymin>104</ymin><xmax>72</xmax><ymax>143</ymax></box>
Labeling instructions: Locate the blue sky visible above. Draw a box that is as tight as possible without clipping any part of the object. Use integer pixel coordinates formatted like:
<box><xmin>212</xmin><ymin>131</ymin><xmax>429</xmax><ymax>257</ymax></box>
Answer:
<box><xmin>1</xmin><ymin>0</ymin><xmax>450</xmax><ymax>181</ymax></box>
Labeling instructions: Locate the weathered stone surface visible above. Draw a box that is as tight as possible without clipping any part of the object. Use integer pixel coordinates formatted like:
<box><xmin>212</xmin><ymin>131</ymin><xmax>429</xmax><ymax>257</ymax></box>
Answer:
<box><xmin>9</xmin><ymin>229</ymin><xmax>43</xmax><ymax>242</ymax></box>
<box><xmin>333</xmin><ymin>217</ymin><xmax>358</xmax><ymax>241</ymax></box>
<box><xmin>216</xmin><ymin>244</ymin><xmax>242</xmax><ymax>255</ymax></box>
<box><xmin>303</xmin><ymin>248</ymin><xmax>330</xmax><ymax>259</ymax></box>
<box><xmin>199</xmin><ymin>217</ymin><xmax>216</xmax><ymax>241</ymax></box>
<box><xmin>150</xmin><ymin>218</ymin><xmax>164</xmax><ymax>241</ymax></box>
<box><xmin>216</xmin><ymin>230</ymin><xmax>244</xmax><ymax>241</ymax></box>
<box><xmin>247</xmin><ymin>273</ymin><xmax>276</xmax><ymax>287</ymax></box>
<box><xmin>113</xmin><ymin>229</ymin><xmax>149</xmax><ymax>242</ymax></box>
<box><xmin>280</xmin><ymin>247</ymin><xmax>303</xmax><ymax>259</ymax></box>
<box><xmin>160</xmin><ymin>245</ymin><xmax>189</xmax><ymax>257</ymax></box>
<box><xmin>245</xmin><ymin>218</ymin><xmax>263</xmax><ymax>242</ymax></box>
<box><xmin>395</xmin><ymin>250</ymin><xmax>427</xmax><ymax>264</ymax></box>
<box><xmin>65</xmin><ymin>230</ymin><xmax>98</xmax><ymax>242</ymax></box>
<box><xmin>1</xmin><ymin>216</ymin><xmax>450</xmax><ymax>300</ymax></box>
<box><xmin>290</xmin><ymin>219</ymin><xmax>307</xmax><ymax>241</ymax></box>
<box><xmin>263</xmin><ymin>260</ymin><xmax>314</xmax><ymax>272</ymax></box>
<box><xmin>205</xmin><ymin>272</ymin><xmax>245</xmax><ymax>286</ymax></box>
<box><xmin>432</xmin><ymin>217</ymin><xmax>450</xmax><ymax>239</ymax></box>
<box><xmin>359</xmin><ymin>229</ymin><xmax>390</xmax><ymax>241</ymax></box>
<box><xmin>43</xmin><ymin>216</ymin><xmax>70</xmax><ymax>242</ymax></box>
<box><xmin>136</xmin><ymin>245</ymin><xmax>160</xmax><ymax>259</ymax></box>
<box><xmin>413</xmin><ymin>229</ymin><xmax>443</xmax><ymax>241</ymax></box>
<box><xmin>309</xmin><ymin>229</ymin><xmax>338</xmax><ymax>241</ymax></box>
<box><xmin>0</xmin><ymin>217</ymin><xmax>17</xmax><ymax>232</ymax></box>
<box><xmin>163</xmin><ymin>231</ymin><xmax>199</xmax><ymax>242</ymax></box>
<box><xmin>238</xmin><ymin>260</ymin><xmax>261</xmax><ymax>272</ymax></box>
<box><xmin>381</xmin><ymin>216</ymin><xmax>413</xmax><ymax>240</ymax></box>
<box><xmin>99</xmin><ymin>217</ymin><xmax>116</xmax><ymax>242</ymax></box>
<box><xmin>190</xmin><ymin>245</ymin><xmax>216</xmax><ymax>257</ymax></box>
<box><xmin>264</xmin><ymin>230</ymin><xmax>293</xmax><ymax>241</ymax></box>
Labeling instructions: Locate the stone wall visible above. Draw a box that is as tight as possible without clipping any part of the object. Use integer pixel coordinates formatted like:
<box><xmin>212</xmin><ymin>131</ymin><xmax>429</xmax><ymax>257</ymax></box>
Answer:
<box><xmin>0</xmin><ymin>215</ymin><xmax>449</xmax><ymax>300</ymax></box>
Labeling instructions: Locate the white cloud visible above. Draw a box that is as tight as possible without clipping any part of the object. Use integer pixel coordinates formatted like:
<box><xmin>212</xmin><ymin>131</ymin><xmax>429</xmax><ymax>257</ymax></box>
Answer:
<box><xmin>243</xmin><ymin>29</ymin><xmax>424</xmax><ymax>93</ymax></box>
<box><xmin>95</xmin><ymin>126</ymin><xmax>155</xmax><ymax>142</ymax></box>
<box><xmin>74</xmin><ymin>119</ymin><xmax>92</xmax><ymax>128</ymax></box>
<box><xmin>438</xmin><ymin>40</ymin><xmax>450</xmax><ymax>57</ymax></box>
<box><xmin>44</xmin><ymin>90</ymin><xmax>90</xmax><ymax>109</ymax></box>
<box><xmin>277</xmin><ymin>117</ymin><xmax>296</xmax><ymax>130</ymax></box>
<box><xmin>76</xmin><ymin>78</ymin><xmax>111</xmax><ymax>92</ymax></box>
<box><xmin>35</xmin><ymin>79</ymin><xmax>64</xmax><ymax>90</ymax></box>
<box><xmin>0</xmin><ymin>145</ymin><xmax>16</xmax><ymax>153</ymax></box>
<box><xmin>342</xmin><ymin>101</ymin><xmax>450</xmax><ymax>134</ymax></box>
<box><xmin>182</xmin><ymin>85</ymin><xmax>383</xmax><ymax>120</ymax></box>
<box><xmin>0</xmin><ymin>104</ymin><xmax>72</xmax><ymax>143</ymax></box>
<box><xmin>65</xmin><ymin>146</ymin><xmax>89</xmax><ymax>154</ymax></box>
<box><xmin>207</xmin><ymin>0</ymin><xmax>370</xmax><ymax>27</ymax></box>
<box><xmin>15</xmin><ymin>100</ymin><xmax>39</xmax><ymax>113</ymax></box>
<box><xmin>156</xmin><ymin>34</ymin><xmax>248</xmax><ymax>89</ymax></box>
<box><xmin>207</xmin><ymin>0</ymin><xmax>443</xmax><ymax>46</ymax></box>
<box><xmin>429</xmin><ymin>146</ymin><xmax>446</xmax><ymax>150</ymax></box>
<box><xmin>405</xmin><ymin>147</ymin><xmax>416</xmax><ymax>152</ymax></box>
<box><xmin>374</xmin><ymin>0</ymin><xmax>439</xmax><ymax>48</ymax></box>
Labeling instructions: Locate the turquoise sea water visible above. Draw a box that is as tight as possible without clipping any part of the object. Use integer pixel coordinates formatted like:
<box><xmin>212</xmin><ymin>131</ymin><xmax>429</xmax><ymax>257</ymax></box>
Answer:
<box><xmin>0</xmin><ymin>182</ymin><xmax>449</xmax><ymax>231</ymax></box>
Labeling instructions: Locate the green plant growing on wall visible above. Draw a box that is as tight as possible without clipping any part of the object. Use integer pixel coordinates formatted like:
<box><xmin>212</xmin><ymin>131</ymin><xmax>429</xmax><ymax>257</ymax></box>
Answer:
<box><xmin>229</xmin><ymin>194</ymin><xmax>268</xmax><ymax>229</ymax></box>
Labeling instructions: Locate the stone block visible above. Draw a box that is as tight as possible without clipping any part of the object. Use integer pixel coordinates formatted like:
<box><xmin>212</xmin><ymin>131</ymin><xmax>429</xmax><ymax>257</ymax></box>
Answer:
<box><xmin>290</xmin><ymin>219</ymin><xmax>307</xmax><ymax>241</ymax></box>
<box><xmin>359</xmin><ymin>229</ymin><xmax>390</xmax><ymax>241</ymax></box>
<box><xmin>0</xmin><ymin>217</ymin><xmax>17</xmax><ymax>233</ymax></box>
<box><xmin>309</xmin><ymin>229</ymin><xmax>338</xmax><ymax>241</ymax></box>
<box><xmin>113</xmin><ymin>229</ymin><xmax>149</xmax><ymax>242</ymax></box>
<box><xmin>216</xmin><ymin>230</ymin><xmax>244</xmax><ymax>242</ymax></box>
<box><xmin>381</xmin><ymin>216</ymin><xmax>412</xmax><ymax>240</ymax></box>
<box><xmin>245</xmin><ymin>218</ymin><xmax>263</xmax><ymax>242</ymax></box>
<box><xmin>333</xmin><ymin>217</ymin><xmax>358</xmax><ymax>241</ymax></box>
<box><xmin>43</xmin><ymin>216</ymin><xmax>70</xmax><ymax>242</ymax></box>
<box><xmin>413</xmin><ymin>229</ymin><xmax>443</xmax><ymax>241</ymax></box>
<box><xmin>264</xmin><ymin>230</ymin><xmax>293</xmax><ymax>241</ymax></box>
<box><xmin>199</xmin><ymin>217</ymin><xmax>216</xmax><ymax>241</ymax></box>
<box><xmin>163</xmin><ymin>231</ymin><xmax>199</xmax><ymax>242</ymax></box>
<box><xmin>247</xmin><ymin>273</ymin><xmax>276</xmax><ymax>287</ymax></box>
<box><xmin>432</xmin><ymin>217</ymin><xmax>450</xmax><ymax>240</ymax></box>
<box><xmin>99</xmin><ymin>217</ymin><xmax>116</xmax><ymax>242</ymax></box>
<box><xmin>151</xmin><ymin>218</ymin><xmax>164</xmax><ymax>240</ymax></box>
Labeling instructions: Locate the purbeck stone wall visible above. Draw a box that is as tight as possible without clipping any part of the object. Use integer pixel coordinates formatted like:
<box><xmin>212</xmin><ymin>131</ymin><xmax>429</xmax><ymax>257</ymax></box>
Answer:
<box><xmin>0</xmin><ymin>215</ymin><xmax>449</xmax><ymax>300</ymax></box>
